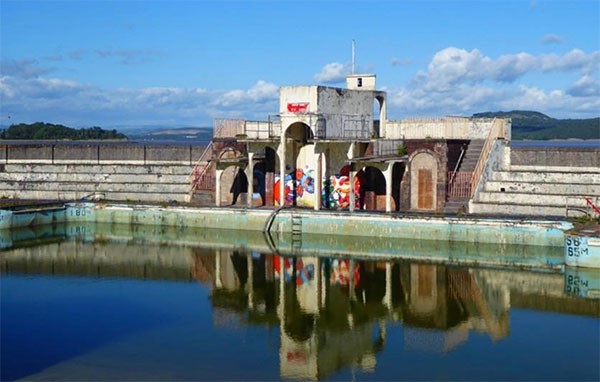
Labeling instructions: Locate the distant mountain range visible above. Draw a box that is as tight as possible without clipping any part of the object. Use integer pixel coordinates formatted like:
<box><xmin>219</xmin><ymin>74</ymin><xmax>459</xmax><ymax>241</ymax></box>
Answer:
<box><xmin>2</xmin><ymin>111</ymin><xmax>597</xmax><ymax>142</ymax></box>
<box><xmin>472</xmin><ymin>110</ymin><xmax>599</xmax><ymax>140</ymax></box>
<box><xmin>110</xmin><ymin>126</ymin><xmax>213</xmax><ymax>144</ymax></box>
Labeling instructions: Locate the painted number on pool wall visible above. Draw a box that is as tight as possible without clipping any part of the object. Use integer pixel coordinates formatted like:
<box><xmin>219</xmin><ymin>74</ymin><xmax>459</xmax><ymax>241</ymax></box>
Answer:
<box><xmin>69</xmin><ymin>208</ymin><xmax>89</xmax><ymax>218</ymax></box>
<box><xmin>566</xmin><ymin>274</ymin><xmax>589</xmax><ymax>294</ymax></box>
<box><xmin>566</xmin><ymin>236</ymin><xmax>589</xmax><ymax>257</ymax></box>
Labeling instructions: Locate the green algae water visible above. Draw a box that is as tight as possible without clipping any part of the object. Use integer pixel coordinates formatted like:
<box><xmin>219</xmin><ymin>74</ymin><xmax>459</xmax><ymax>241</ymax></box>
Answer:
<box><xmin>1</xmin><ymin>224</ymin><xmax>599</xmax><ymax>381</ymax></box>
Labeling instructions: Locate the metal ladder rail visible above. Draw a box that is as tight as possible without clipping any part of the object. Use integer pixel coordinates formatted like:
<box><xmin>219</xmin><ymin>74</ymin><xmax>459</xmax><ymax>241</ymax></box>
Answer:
<box><xmin>291</xmin><ymin>212</ymin><xmax>302</xmax><ymax>251</ymax></box>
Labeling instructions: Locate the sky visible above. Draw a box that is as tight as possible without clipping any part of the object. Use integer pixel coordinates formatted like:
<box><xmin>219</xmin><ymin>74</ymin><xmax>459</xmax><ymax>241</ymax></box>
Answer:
<box><xmin>1</xmin><ymin>0</ymin><xmax>599</xmax><ymax>129</ymax></box>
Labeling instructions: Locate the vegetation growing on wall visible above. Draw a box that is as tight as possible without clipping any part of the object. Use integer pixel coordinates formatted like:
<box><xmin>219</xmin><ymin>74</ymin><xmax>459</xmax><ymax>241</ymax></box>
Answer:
<box><xmin>0</xmin><ymin>122</ymin><xmax>127</xmax><ymax>140</ymax></box>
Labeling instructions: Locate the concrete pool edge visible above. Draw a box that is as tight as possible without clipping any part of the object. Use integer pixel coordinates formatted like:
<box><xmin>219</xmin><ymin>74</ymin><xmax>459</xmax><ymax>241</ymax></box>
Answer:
<box><xmin>1</xmin><ymin>201</ymin><xmax>572</xmax><ymax>248</ymax></box>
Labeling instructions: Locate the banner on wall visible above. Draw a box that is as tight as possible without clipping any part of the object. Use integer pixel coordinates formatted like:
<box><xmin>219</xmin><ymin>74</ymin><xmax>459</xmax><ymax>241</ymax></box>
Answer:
<box><xmin>287</xmin><ymin>103</ymin><xmax>309</xmax><ymax>113</ymax></box>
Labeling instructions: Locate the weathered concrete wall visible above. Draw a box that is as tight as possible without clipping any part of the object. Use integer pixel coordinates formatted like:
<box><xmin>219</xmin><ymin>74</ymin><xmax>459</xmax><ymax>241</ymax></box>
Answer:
<box><xmin>278</xmin><ymin>86</ymin><xmax>375</xmax><ymax>140</ymax></box>
<box><xmin>471</xmin><ymin>144</ymin><xmax>600</xmax><ymax>217</ymax></box>
<box><xmin>0</xmin><ymin>144</ymin><xmax>204</xmax><ymax>203</ymax></box>
<box><xmin>511</xmin><ymin>147</ymin><xmax>600</xmax><ymax>169</ymax></box>
<box><xmin>384</xmin><ymin>118</ymin><xmax>509</xmax><ymax>140</ymax></box>
<box><xmin>0</xmin><ymin>143</ymin><xmax>202</xmax><ymax>165</ymax></box>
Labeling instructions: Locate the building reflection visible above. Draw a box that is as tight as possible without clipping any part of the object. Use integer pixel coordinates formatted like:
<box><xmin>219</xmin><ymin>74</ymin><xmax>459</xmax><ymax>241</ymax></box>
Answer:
<box><xmin>200</xmin><ymin>251</ymin><xmax>512</xmax><ymax>380</ymax></box>
<box><xmin>2</xmin><ymin>235</ymin><xmax>598</xmax><ymax>380</ymax></box>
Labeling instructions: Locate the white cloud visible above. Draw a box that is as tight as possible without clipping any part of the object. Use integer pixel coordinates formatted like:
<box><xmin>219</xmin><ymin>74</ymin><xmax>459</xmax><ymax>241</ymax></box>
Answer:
<box><xmin>314</xmin><ymin>62</ymin><xmax>348</xmax><ymax>84</ymax></box>
<box><xmin>540</xmin><ymin>34</ymin><xmax>563</xmax><ymax>45</ymax></box>
<box><xmin>95</xmin><ymin>49</ymin><xmax>162</xmax><ymax>65</ymax></box>
<box><xmin>386</xmin><ymin>47</ymin><xmax>600</xmax><ymax>118</ymax></box>
<box><xmin>3</xmin><ymin>46</ymin><xmax>599</xmax><ymax>128</ymax></box>
<box><xmin>0</xmin><ymin>69</ymin><xmax>279</xmax><ymax>126</ymax></box>
<box><xmin>215</xmin><ymin>80</ymin><xmax>279</xmax><ymax>108</ymax></box>
<box><xmin>0</xmin><ymin>59</ymin><xmax>50</xmax><ymax>79</ymax></box>
<box><xmin>567</xmin><ymin>75</ymin><xmax>600</xmax><ymax>97</ymax></box>
<box><xmin>391</xmin><ymin>57</ymin><xmax>412</xmax><ymax>66</ymax></box>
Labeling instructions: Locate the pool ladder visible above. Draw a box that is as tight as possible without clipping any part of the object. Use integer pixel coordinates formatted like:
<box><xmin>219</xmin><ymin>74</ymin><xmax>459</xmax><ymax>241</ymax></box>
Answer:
<box><xmin>291</xmin><ymin>212</ymin><xmax>302</xmax><ymax>252</ymax></box>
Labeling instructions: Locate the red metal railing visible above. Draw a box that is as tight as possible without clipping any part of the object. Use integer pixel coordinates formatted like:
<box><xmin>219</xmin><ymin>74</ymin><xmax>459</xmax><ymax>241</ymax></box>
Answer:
<box><xmin>447</xmin><ymin>171</ymin><xmax>473</xmax><ymax>199</ymax></box>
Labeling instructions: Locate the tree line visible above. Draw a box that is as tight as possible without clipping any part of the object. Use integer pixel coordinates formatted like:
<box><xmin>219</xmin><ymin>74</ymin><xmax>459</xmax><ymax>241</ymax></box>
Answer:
<box><xmin>0</xmin><ymin>122</ymin><xmax>128</xmax><ymax>140</ymax></box>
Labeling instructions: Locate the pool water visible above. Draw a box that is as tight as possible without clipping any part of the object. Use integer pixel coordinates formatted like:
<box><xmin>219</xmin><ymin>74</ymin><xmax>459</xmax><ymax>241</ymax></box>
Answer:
<box><xmin>1</xmin><ymin>231</ymin><xmax>599</xmax><ymax>381</ymax></box>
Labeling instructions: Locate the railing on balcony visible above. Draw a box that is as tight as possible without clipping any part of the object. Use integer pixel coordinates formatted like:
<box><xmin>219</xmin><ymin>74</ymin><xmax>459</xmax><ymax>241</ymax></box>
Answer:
<box><xmin>244</xmin><ymin>115</ymin><xmax>281</xmax><ymax>139</ymax></box>
<box><xmin>215</xmin><ymin>112</ymin><xmax>373</xmax><ymax>141</ymax></box>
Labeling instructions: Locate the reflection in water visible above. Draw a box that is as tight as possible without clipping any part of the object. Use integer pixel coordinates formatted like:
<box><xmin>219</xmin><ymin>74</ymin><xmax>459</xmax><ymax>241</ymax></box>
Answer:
<box><xmin>1</xmin><ymin>225</ymin><xmax>599</xmax><ymax>381</ymax></box>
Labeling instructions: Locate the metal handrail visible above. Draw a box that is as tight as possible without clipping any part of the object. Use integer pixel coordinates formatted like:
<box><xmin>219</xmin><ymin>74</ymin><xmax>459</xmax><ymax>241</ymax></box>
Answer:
<box><xmin>449</xmin><ymin>146</ymin><xmax>466</xmax><ymax>189</ymax></box>
<box><xmin>190</xmin><ymin>142</ymin><xmax>215</xmax><ymax>193</ymax></box>
<box><xmin>470</xmin><ymin>118</ymin><xmax>502</xmax><ymax>198</ymax></box>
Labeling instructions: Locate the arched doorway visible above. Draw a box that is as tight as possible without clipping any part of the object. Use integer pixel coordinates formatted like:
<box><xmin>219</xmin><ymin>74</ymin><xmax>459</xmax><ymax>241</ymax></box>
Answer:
<box><xmin>361</xmin><ymin>166</ymin><xmax>387</xmax><ymax>211</ymax></box>
<box><xmin>391</xmin><ymin>162</ymin><xmax>405</xmax><ymax>212</ymax></box>
<box><xmin>410</xmin><ymin>151</ymin><xmax>438</xmax><ymax>211</ymax></box>
<box><xmin>220</xmin><ymin>165</ymin><xmax>247</xmax><ymax>206</ymax></box>
<box><xmin>276</xmin><ymin>122</ymin><xmax>314</xmax><ymax>207</ymax></box>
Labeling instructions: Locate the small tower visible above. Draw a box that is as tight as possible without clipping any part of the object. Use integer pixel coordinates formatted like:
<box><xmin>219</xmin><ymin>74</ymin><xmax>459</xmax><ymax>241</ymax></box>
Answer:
<box><xmin>346</xmin><ymin>74</ymin><xmax>376</xmax><ymax>90</ymax></box>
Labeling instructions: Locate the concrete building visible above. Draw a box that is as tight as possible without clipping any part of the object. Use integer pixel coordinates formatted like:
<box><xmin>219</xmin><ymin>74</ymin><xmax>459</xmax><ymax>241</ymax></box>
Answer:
<box><xmin>190</xmin><ymin>74</ymin><xmax>599</xmax><ymax>217</ymax></box>
<box><xmin>0</xmin><ymin>75</ymin><xmax>597</xmax><ymax>217</ymax></box>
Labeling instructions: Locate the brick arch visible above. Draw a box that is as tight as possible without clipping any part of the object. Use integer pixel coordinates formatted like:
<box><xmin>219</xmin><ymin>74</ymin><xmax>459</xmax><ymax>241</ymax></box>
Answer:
<box><xmin>409</xmin><ymin>150</ymin><xmax>439</xmax><ymax>211</ymax></box>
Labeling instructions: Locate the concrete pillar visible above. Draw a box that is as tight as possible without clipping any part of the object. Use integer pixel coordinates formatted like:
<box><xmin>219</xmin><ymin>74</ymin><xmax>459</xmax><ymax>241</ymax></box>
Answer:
<box><xmin>279</xmin><ymin>137</ymin><xmax>286</xmax><ymax>206</ymax></box>
<box><xmin>384</xmin><ymin>163</ymin><xmax>393</xmax><ymax>213</ymax></box>
<box><xmin>246</xmin><ymin>152</ymin><xmax>254</xmax><ymax>208</ymax></box>
<box><xmin>215</xmin><ymin>168</ymin><xmax>223</xmax><ymax>207</ymax></box>
<box><xmin>380</xmin><ymin>99</ymin><xmax>387</xmax><ymax>137</ymax></box>
<box><xmin>349</xmin><ymin>168</ymin><xmax>357</xmax><ymax>212</ymax></box>
<box><xmin>314</xmin><ymin>153</ymin><xmax>322</xmax><ymax>211</ymax></box>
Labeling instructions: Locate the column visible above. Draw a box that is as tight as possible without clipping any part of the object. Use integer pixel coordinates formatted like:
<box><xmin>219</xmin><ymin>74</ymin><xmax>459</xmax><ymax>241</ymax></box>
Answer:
<box><xmin>279</xmin><ymin>138</ymin><xmax>286</xmax><ymax>206</ymax></box>
<box><xmin>384</xmin><ymin>163</ymin><xmax>393</xmax><ymax>213</ymax></box>
<box><xmin>349</xmin><ymin>166</ymin><xmax>357</xmax><ymax>212</ymax></box>
<box><xmin>246</xmin><ymin>152</ymin><xmax>255</xmax><ymax>208</ymax></box>
<box><xmin>215</xmin><ymin>168</ymin><xmax>223</xmax><ymax>207</ymax></box>
<box><xmin>314</xmin><ymin>153</ymin><xmax>322</xmax><ymax>211</ymax></box>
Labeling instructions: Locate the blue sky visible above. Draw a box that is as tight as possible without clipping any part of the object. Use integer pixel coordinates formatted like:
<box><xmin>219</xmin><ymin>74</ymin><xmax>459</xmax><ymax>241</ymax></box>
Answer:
<box><xmin>1</xmin><ymin>0</ymin><xmax>599</xmax><ymax>128</ymax></box>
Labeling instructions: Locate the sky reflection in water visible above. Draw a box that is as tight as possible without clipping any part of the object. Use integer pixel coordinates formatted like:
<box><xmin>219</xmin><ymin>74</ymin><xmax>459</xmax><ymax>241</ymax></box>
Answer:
<box><xmin>1</xmin><ymin>225</ymin><xmax>599</xmax><ymax>381</ymax></box>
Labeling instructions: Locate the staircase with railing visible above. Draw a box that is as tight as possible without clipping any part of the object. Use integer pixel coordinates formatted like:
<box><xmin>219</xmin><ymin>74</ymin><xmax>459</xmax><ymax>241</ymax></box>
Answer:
<box><xmin>445</xmin><ymin>140</ymin><xmax>485</xmax><ymax>213</ymax></box>
<box><xmin>188</xmin><ymin>119</ymin><xmax>246</xmax><ymax>203</ymax></box>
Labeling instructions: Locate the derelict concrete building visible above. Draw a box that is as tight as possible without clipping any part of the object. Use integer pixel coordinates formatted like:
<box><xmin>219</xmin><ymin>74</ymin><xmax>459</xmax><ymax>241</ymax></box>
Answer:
<box><xmin>190</xmin><ymin>73</ymin><xmax>511</xmax><ymax>215</ymax></box>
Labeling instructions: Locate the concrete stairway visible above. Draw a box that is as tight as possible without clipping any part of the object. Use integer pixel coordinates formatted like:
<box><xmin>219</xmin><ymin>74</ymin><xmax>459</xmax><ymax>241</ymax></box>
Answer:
<box><xmin>458</xmin><ymin>140</ymin><xmax>484</xmax><ymax>172</ymax></box>
<box><xmin>0</xmin><ymin>163</ymin><xmax>195</xmax><ymax>203</ymax></box>
<box><xmin>470</xmin><ymin>169</ymin><xmax>600</xmax><ymax>217</ymax></box>
<box><xmin>444</xmin><ymin>140</ymin><xmax>484</xmax><ymax>214</ymax></box>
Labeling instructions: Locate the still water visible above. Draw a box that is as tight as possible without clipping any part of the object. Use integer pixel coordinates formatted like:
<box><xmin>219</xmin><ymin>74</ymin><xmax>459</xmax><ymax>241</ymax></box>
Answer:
<box><xmin>1</xmin><ymin>225</ymin><xmax>599</xmax><ymax>381</ymax></box>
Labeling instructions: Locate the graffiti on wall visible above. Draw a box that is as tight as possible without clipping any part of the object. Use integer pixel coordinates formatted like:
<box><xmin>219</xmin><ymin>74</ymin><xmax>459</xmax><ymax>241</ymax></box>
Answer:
<box><xmin>273</xmin><ymin>166</ymin><xmax>316</xmax><ymax>207</ymax></box>
<box><xmin>273</xmin><ymin>165</ymin><xmax>363</xmax><ymax>209</ymax></box>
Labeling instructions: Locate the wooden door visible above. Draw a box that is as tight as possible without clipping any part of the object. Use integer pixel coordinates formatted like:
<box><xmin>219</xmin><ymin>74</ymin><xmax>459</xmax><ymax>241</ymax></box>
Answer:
<box><xmin>418</xmin><ymin>169</ymin><xmax>433</xmax><ymax>209</ymax></box>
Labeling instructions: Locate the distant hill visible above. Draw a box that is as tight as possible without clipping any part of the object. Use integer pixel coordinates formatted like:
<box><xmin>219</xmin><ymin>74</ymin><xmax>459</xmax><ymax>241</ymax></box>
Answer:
<box><xmin>0</xmin><ymin>122</ymin><xmax>127</xmax><ymax>140</ymax></box>
<box><xmin>128</xmin><ymin>127</ymin><xmax>213</xmax><ymax>144</ymax></box>
<box><xmin>473</xmin><ymin>110</ymin><xmax>600</xmax><ymax>140</ymax></box>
